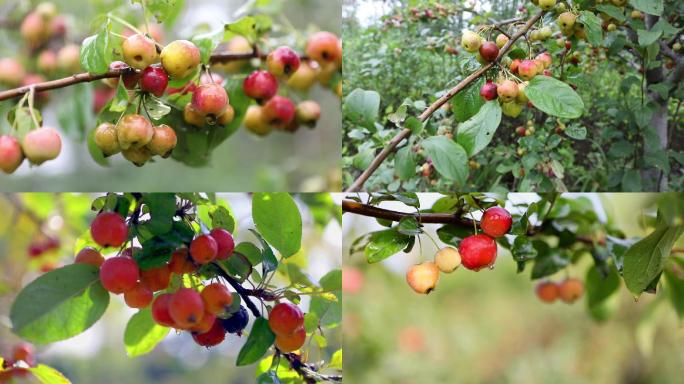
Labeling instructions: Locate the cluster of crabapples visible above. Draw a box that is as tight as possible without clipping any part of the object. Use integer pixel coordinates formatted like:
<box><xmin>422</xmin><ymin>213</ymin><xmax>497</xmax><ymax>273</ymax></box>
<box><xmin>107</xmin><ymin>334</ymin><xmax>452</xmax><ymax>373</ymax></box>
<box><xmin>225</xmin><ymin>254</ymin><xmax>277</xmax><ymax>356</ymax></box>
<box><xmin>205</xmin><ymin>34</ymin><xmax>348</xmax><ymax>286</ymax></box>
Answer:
<box><xmin>0</xmin><ymin>343</ymin><xmax>37</xmax><ymax>381</ymax></box>
<box><xmin>406</xmin><ymin>207</ymin><xmax>512</xmax><ymax>294</ymax></box>
<box><xmin>0</xmin><ymin>126</ymin><xmax>62</xmax><ymax>175</ymax></box>
<box><xmin>535</xmin><ymin>278</ymin><xmax>584</xmax><ymax>304</ymax></box>
<box><xmin>240</xmin><ymin>31</ymin><xmax>341</xmax><ymax>136</ymax></box>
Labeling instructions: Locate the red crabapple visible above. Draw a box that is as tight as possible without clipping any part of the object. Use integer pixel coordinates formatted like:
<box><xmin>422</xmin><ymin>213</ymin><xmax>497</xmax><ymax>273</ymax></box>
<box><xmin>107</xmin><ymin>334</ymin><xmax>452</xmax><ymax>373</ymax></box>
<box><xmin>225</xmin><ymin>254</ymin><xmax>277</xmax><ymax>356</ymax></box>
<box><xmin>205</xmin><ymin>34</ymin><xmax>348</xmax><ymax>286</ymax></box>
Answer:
<box><xmin>146</xmin><ymin>124</ymin><xmax>177</xmax><ymax>158</ymax></box>
<box><xmin>201</xmin><ymin>283</ymin><xmax>233</xmax><ymax>315</ymax></box>
<box><xmin>209</xmin><ymin>228</ymin><xmax>234</xmax><ymax>260</ymax></box>
<box><xmin>262</xmin><ymin>96</ymin><xmax>296</xmax><ymax>128</ymax></box>
<box><xmin>21</xmin><ymin>127</ymin><xmax>61</xmax><ymax>165</ymax></box>
<box><xmin>267</xmin><ymin>46</ymin><xmax>301</xmax><ymax>77</ymax></box>
<box><xmin>478</xmin><ymin>41</ymin><xmax>499</xmax><ymax>62</ymax></box>
<box><xmin>75</xmin><ymin>247</ymin><xmax>105</xmax><ymax>267</ymax></box>
<box><xmin>268</xmin><ymin>302</ymin><xmax>304</xmax><ymax>335</ymax></box>
<box><xmin>0</xmin><ymin>58</ymin><xmax>26</xmax><ymax>87</ymax></box>
<box><xmin>243</xmin><ymin>70</ymin><xmax>278</xmax><ymax>103</ymax></box>
<box><xmin>124</xmin><ymin>282</ymin><xmax>153</xmax><ymax>308</ymax></box>
<box><xmin>480</xmin><ymin>207</ymin><xmax>512</xmax><ymax>238</ymax></box>
<box><xmin>535</xmin><ymin>281</ymin><xmax>559</xmax><ymax>303</ymax></box>
<box><xmin>103</xmin><ymin>61</ymin><xmax>139</xmax><ymax>89</ymax></box>
<box><xmin>496</xmin><ymin>80</ymin><xmax>518</xmax><ymax>103</ymax></box>
<box><xmin>191</xmin><ymin>83</ymin><xmax>229</xmax><ymax>117</ymax></box>
<box><xmin>558</xmin><ymin>278</ymin><xmax>584</xmax><ymax>303</ymax></box>
<box><xmin>275</xmin><ymin>326</ymin><xmax>306</xmax><ymax>352</ymax></box>
<box><xmin>459</xmin><ymin>234</ymin><xmax>497</xmax><ymax>271</ymax></box>
<box><xmin>479</xmin><ymin>80</ymin><xmax>498</xmax><ymax>101</ymax></box>
<box><xmin>0</xmin><ymin>135</ymin><xmax>24</xmax><ymax>174</ymax></box>
<box><xmin>90</xmin><ymin>212</ymin><xmax>128</xmax><ymax>247</ymax></box>
<box><xmin>139</xmin><ymin>65</ymin><xmax>169</xmax><ymax>97</ymax></box>
<box><xmin>169</xmin><ymin>248</ymin><xmax>195</xmax><ymax>274</ymax></box>
<box><xmin>99</xmin><ymin>256</ymin><xmax>139</xmax><ymax>294</ymax></box>
<box><xmin>306</xmin><ymin>31</ymin><xmax>342</xmax><ymax>64</ymax></box>
<box><xmin>192</xmin><ymin>318</ymin><xmax>225</xmax><ymax>347</ymax></box>
<box><xmin>190</xmin><ymin>312</ymin><xmax>217</xmax><ymax>334</ymax></box>
<box><xmin>140</xmin><ymin>265</ymin><xmax>172</xmax><ymax>291</ymax></box>
<box><xmin>169</xmin><ymin>288</ymin><xmax>205</xmax><ymax>328</ymax></box>
<box><xmin>151</xmin><ymin>293</ymin><xmax>176</xmax><ymax>327</ymax></box>
<box><xmin>189</xmin><ymin>235</ymin><xmax>218</xmax><ymax>264</ymax></box>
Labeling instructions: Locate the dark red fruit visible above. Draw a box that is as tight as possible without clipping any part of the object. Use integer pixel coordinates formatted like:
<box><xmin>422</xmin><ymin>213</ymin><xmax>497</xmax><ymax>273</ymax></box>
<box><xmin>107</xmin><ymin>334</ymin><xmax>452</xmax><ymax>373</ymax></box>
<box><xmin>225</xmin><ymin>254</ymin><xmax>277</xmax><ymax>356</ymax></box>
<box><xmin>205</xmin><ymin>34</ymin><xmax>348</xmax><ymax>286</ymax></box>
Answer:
<box><xmin>210</xmin><ymin>228</ymin><xmax>235</xmax><ymax>260</ymax></box>
<box><xmin>99</xmin><ymin>256</ymin><xmax>139</xmax><ymax>294</ymax></box>
<box><xmin>189</xmin><ymin>235</ymin><xmax>218</xmax><ymax>264</ymax></box>
<box><xmin>262</xmin><ymin>96</ymin><xmax>296</xmax><ymax>128</ymax></box>
<box><xmin>480</xmin><ymin>207</ymin><xmax>512</xmax><ymax>238</ymax></box>
<box><xmin>192</xmin><ymin>318</ymin><xmax>225</xmax><ymax>347</ymax></box>
<box><xmin>480</xmin><ymin>80</ymin><xmax>498</xmax><ymax>101</ymax></box>
<box><xmin>479</xmin><ymin>41</ymin><xmax>499</xmax><ymax>62</ymax></box>
<box><xmin>91</xmin><ymin>212</ymin><xmax>128</xmax><ymax>248</ymax></box>
<box><xmin>139</xmin><ymin>65</ymin><xmax>169</xmax><ymax>97</ymax></box>
<box><xmin>151</xmin><ymin>293</ymin><xmax>176</xmax><ymax>327</ymax></box>
<box><xmin>267</xmin><ymin>46</ymin><xmax>301</xmax><ymax>77</ymax></box>
<box><xmin>458</xmin><ymin>234</ymin><xmax>497</xmax><ymax>271</ymax></box>
<box><xmin>243</xmin><ymin>70</ymin><xmax>278</xmax><ymax>103</ymax></box>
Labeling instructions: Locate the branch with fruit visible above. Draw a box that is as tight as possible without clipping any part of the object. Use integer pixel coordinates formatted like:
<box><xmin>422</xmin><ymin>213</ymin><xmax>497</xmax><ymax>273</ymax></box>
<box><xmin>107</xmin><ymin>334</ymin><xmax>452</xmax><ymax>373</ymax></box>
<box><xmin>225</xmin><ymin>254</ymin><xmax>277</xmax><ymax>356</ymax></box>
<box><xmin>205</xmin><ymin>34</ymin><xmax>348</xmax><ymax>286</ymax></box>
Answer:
<box><xmin>6</xmin><ymin>193</ymin><xmax>342</xmax><ymax>383</ymax></box>
<box><xmin>343</xmin><ymin>193</ymin><xmax>684</xmax><ymax>316</ymax></box>
<box><xmin>0</xmin><ymin>1</ymin><xmax>342</xmax><ymax>173</ymax></box>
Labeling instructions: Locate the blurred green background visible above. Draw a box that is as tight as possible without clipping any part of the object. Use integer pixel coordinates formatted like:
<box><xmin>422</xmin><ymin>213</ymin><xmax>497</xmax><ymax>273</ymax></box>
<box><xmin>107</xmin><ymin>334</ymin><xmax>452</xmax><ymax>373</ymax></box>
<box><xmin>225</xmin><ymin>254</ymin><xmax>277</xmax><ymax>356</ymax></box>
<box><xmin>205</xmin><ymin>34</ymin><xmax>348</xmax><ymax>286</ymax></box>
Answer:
<box><xmin>0</xmin><ymin>0</ymin><xmax>341</xmax><ymax>192</ymax></box>
<box><xmin>342</xmin><ymin>193</ymin><xmax>684</xmax><ymax>384</ymax></box>
<box><xmin>0</xmin><ymin>193</ymin><xmax>342</xmax><ymax>383</ymax></box>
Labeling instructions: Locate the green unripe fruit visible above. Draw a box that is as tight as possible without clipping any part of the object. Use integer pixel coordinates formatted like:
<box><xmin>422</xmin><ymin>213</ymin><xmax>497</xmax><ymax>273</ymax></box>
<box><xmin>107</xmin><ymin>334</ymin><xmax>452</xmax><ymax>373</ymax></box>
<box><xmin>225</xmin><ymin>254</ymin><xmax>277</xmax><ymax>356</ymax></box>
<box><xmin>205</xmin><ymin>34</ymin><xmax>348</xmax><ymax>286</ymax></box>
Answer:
<box><xmin>558</xmin><ymin>12</ymin><xmax>576</xmax><ymax>30</ymax></box>
<box><xmin>461</xmin><ymin>30</ymin><xmax>482</xmax><ymax>53</ymax></box>
<box><xmin>502</xmin><ymin>101</ymin><xmax>523</xmax><ymax>118</ymax></box>
<box><xmin>160</xmin><ymin>40</ymin><xmax>200</xmax><ymax>79</ymax></box>
<box><xmin>94</xmin><ymin>122</ymin><xmax>120</xmax><ymax>156</ymax></box>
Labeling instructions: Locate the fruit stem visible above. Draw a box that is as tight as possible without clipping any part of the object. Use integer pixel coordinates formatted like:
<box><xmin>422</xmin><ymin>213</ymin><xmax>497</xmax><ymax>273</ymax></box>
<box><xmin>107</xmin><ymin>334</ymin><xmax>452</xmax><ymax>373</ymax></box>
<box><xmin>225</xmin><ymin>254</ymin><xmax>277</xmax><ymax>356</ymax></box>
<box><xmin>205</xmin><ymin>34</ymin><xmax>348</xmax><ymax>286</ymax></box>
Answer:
<box><xmin>212</xmin><ymin>261</ymin><xmax>263</xmax><ymax>318</ymax></box>
<box><xmin>27</xmin><ymin>88</ymin><xmax>41</xmax><ymax>129</ymax></box>
<box><xmin>108</xmin><ymin>13</ymin><xmax>142</xmax><ymax>37</ymax></box>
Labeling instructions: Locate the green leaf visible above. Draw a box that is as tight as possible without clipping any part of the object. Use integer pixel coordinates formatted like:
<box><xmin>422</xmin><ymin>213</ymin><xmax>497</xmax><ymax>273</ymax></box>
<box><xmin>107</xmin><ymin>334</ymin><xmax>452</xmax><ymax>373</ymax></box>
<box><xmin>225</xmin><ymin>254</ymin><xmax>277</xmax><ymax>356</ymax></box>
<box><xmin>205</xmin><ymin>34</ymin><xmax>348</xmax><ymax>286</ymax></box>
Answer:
<box><xmin>10</xmin><ymin>264</ymin><xmax>109</xmax><ymax>344</ymax></box>
<box><xmin>637</xmin><ymin>29</ymin><xmax>662</xmax><ymax>47</ymax></box>
<box><xmin>395</xmin><ymin>145</ymin><xmax>416</xmax><ymax>181</ymax></box>
<box><xmin>526</xmin><ymin>76</ymin><xmax>584</xmax><ymax>119</ymax></box>
<box><xmin>578</xmin><ymin>11</ymin><xmax>603</xmax><ymax>46</ymax></box>
<box><xmin>452</xmin><ymin>77</ymin><xmax>485</xmax><ymax>122</ymax></box>
<box><xmin>596</xmin><ymin>5</ymin><xmax>626</xmax><ymax>22</ymax></box>
<box><xmin>623</xmin><ymin>225</ymin><xmax>684</xmax><ymax>296</ymax></box>
<box><xmin>250</xmin><ymin>229</ymin><xmax>279</xmax><ymax>273</ymax></box>
<box><xmin>236</xmin><ymin>317</ymin><xmax>275</xmax><ymax>366</ymax></box>
<box><xmin>631</xmin><ymin>0</ymin><xmax>663</xmax><ymax>16</ymax></box>
<box><xmin>343</xmin><ymin>89</ymin><xmax>380</xmax><ymax>131</ymax></box>
<box><xmin>564</xmin><ymin>125</ymin><xmax>587</xmax><ymax>140</ymax></box>
<box><xmin>329</xmin><ymin>349</ymin><xmax>343</xmax><ymax>369</ymax></box>
<box><xmin>664</xmin><ymin>269</ymin><xmax>684</xmax><ymax>322</ymax></box>
<box><xmin>124</xmin><ymin>307</ymin><xmax>170</xmax><ymax>357</ymax></box>
<box><xmin>456</xmin><ymin>101</ymin><xmax>502</xmax><ymax>156</ymax></box>
<box><xmin>310</xmin><ymin>269</ymin><xmax>342</xmax><ymax>328</ymax></box>
<box><xmin>421</xmin><ymin>136</ymin><xmax>469</xmax><ymax>185</ymax></box>
<box><xmin>397</xmin><ymin>217</ymin><xmax>422</xmax><ymax>236</ymax></box>
<box><xmin>79</xmin><ymin>20</ymin><xmax>112</xmax><ymax>74</ymax></box>
<box><xmin>252</xmin><ymin>193</ymin><xmax>302</xmax><ymax>258</ymax></box>
<box><xmin>28</xmin><ymin>364</ymin><xmax>71</xmax><ymax>384</ymax></box>
<box><xmin>364</xmin><ymin>229</ymin><xmax>412</xmax><ymax>263</ymax></box>
<box><xmin>145</xmin><ymin>0</ymin><xmax>180</xmax><ymax>22</ymax></box>
<box><xmin>585</xmin><ymin>265</ymin><xmax>620</xmax><ymax>309</ymax></box>
<box><xmin>142</xmin><ymin>193</ymin><xmax>177</xmax><ymax>234</ymax></box>
<box><xmin>224</xmin><ymin>16</ymin><xmax>261</xmax><ymax>44</ymax></box>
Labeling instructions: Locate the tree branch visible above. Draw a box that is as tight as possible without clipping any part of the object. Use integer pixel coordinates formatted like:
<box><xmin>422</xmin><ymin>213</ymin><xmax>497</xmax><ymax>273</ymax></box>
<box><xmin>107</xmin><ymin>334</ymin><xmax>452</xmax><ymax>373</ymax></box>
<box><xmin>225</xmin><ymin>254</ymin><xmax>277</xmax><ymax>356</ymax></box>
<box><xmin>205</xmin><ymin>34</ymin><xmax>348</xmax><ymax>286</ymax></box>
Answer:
<box><xmin>342</xmin><ymin>199</ymin><xmax>474</xmax><ymax>225</ymax></box>
<box><xmin>280</xmin><ymin>352</ymin><xmax>342</xmax><ymax>383</ymax></box>
<box><xmin>345</xmin><ymin>11</ymin><xmax>544</xmax><ymax>192</ymax></box>
<box><xmin>212</xmin><ymin>263</ymin><xmax>263</xmax><ymax>318</ymax></box>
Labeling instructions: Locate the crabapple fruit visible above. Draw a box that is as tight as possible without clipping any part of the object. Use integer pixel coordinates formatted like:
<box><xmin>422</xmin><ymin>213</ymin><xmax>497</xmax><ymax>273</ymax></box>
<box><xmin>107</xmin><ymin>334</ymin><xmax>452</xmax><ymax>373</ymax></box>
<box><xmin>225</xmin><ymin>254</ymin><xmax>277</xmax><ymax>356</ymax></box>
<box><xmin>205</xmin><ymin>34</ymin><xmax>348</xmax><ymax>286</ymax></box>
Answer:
<box><xmin>37</xmin><ymin>50</ymin><xmax>57</xmax><ymax>74</ymax></box>
<box><xmin>169</xmin><ymin>248</ymin><xmax>195</xmax><ymax>274</ymax></box>
<box><xmin>536</xmin><ymin>52</ymin><xmax>552</xmax><ymax>69</ymax></box>
<box><xmin>74</xmin><ymin>247</ymin><xmax>105</xmax><ymax>267</ymax></box>
<box><xmin>209</xmin><ymin>228</ymin><xmax>234</xmax><ymax>260</ymax></box>
<box><xmin>103</xmin><ymin>61</ymin><xmax>139</xmax><ymax>89</ymax></box>
<box><xmin>146</xmin><ymin>124</ymin><xmax>177</xmax><ymax>158</ymax></box>
<box><xmin>406</xmin><ymin>261</ymin><xmax>440</xmax><ymax>294</ymax></box>
<box><xmin>509</xmin><ymin>59</ymin><xmax>521</xmax><ymax>74</ymax></box>
<box><xmin>183</xmin><ymin>103</ymin><xmax>205</xmax><ymax>128</ymax></box>
<box><xmin>21</xmin><ymin>11</ymin><xmax>50</xmax><ymax>48</ymax></box>
<box><xmin>192</xmin><ymin>318</ymin><xmax>225</xmax><ymax>347</ymax></box>
<box><xmin>117</xmin><ymin>114</ymin><xmax>153</xmax><ymax>150</ymax></box>
<box><xmin>538</xmin><ymin>0</ymin><xmax>556</xmax><ymax>10</ymax></box>
<box><xmin>140</xmin><ymin>265</ymin><xmax>172</xmax><ymax>291</ymax></box>
<box><xmin>57</xmin><ymin>44</ymin><xmax>81</xmax><ymax>73</ymax></box>
<box><xmin>275</xmin><ymin>326</ymin><xmax>306</xmax><ymax>352</ymax></box>
<box><xmin>21</xmin><ymin>127</ymin><xmax>61</xmax><ymax>165</ymax></box>
<box><xmin>262</xmin><ymin>96</ymin><xmax>296</xmax><ymax>128</ymax></box>
<box><xmin>459</xmin><ymin>234</ymin><xmax>497</xmax><ymax>271</ymax></box>
<box><xmin>480</xmin><ymin>207</ymin><xmax>512</xmax><ymax>238</ymax></box>
<box><xmin>151</xmin><ymin>293</ymin><xmax>176</xmax><ymax>327</ymax></box>
<box><xmin>221</xmin><ymin>306</ymin><xmax>249</xmax><ymax>334</ymax></box>
<box><xmin>536</xmin><ymin>281</ymin><xmax>559</xmax><ymax>303</ymax></box>
<box><xmin>518</xmin><ymin>59</ymin><xmax>538</xmax><ymax>81</ymax></box>
<box><xmin>495</xmin><ymin>34</ymin><xmax>509</xmax><ymax>49</ymax></box>
<box><xmin>267</xmin><ymin>46</ymin><xmax>301</xmax><ymax>77</ymax></box>
<box><xmin>191</xmin><ymin>83</ymin><xmax>229</xmax><ymax>117</ymax></box>
<box><xmin>160</xmin><ymin>40</ymin><xmax>200</xmax><ymax>79</ymax></box>
<box><xmin>122</xmin><ymin>147</ymin><xmax>152</xmax><ymax>167</ymax></box>
<box><xmin>435</xmin><ymin>247</ymin><xmax>461</xmax><ymax>273</ymax></box>
<box><xmin>0</xmin><ymin>135</ymin><xmax>24</xmax><ymax>174</ymax></box>
<box><xmin>217</xmin><ymin>105</ymin><xmax>235</xmax><ymax>125</ymax></box>
<box><xmin>91</xmin><ymin>212</ymin><xmax>128</xmax><ymax>247</ymax></box>
<box><xmin>124</xmin><ymin>282</ymin><xmax>154</xmax><ymax>308</ymax></box>
<box><xmin>190</xmin><ymin>312</ymin><xmax>217</xmax><ymax>334</ymax></box>
<box><xmin>287</xmin><ymin>60</ymin><xmax>320</xmax><ymax>91</ymax></box>
<box><xmin>243</xmin><ymin>70</ymin><xmax>278</xmax><ymax>103</ymax></box>
<box><xmin>0</xmin><ymin>58</ymin><xmax>26</xmax><ymax>87</ymax></box>
<box><xmin>243</xmin><ymin>105</ymin><xmax>271</xmax><ymax>136</ymax></box>
<box><xmin>516</xmin><ymin>82</ymin><xmax>529</xmax><ymax>104</ymax></box>
<box><xmin>268</xmin><ymin>302</ymin><xmax>304</xmax><ymax>335</ymax></box>
<box><xmin>461</xmin><ymin>30</ymin><xmax>482</xmax><ymax>52</ymax></box>
<box><xmin>169</xmin><ymin>288</ymin><xmax>205</xmax><ymax>328</ymax></box>
<box><xmin>139</xmin><ymin>65</ymin><xmax>168</xmax><ymax>97</ymax></box>
<box><xmin>201</xmin><ymin>283</ymin><xmax>233</xmax><ymax>315</ymax></box>
<box><xmin>480</xmin><ymin>80</ymin><xmax>498</xmax><ymax>101</ymax></box>
<box><xmin>479</xmin><ymin>41</ymin><xmax>499</xmax><ymax>62</ymax></box>
<box><xmin>305</xmin><ymin>31</ymin><xmax>342</xmax><ymax>64</ymax></box>
<box><xmin>502</xmin><ymin>101</ymin><xmax>523</xmax><ymax>118</ymax></box>
<box><xmin>99</xmin><ymin>256</ymin><xmax>139</xmax><ymax>294</ymax></box>
<box><xmin>189</xmin><ymin>234</ymin><xmax>218</xmax><ymax>264</ymax></box>
<box><xmin>558</xmin><ymin>278</ymin><xmax>584</xmax><ymax>303</ymax></box>
<box><xmin>122</xmin><ymin>34</ymin><xmax>159</xmax><ymax>70</ymax></box>
<box><xmin>497</xmin><ymin>80</ymin><xmax>518</xmax><ymax>103</ymax></box>
<box><xmin>94</xmin><ymin>122</ymin><xmax>120</xmax><ymax>156</ymax></box>
<box><xmin>295</xmin><ymin>100</ymin><xmax>321</xmax><ymax>127</ymax></box>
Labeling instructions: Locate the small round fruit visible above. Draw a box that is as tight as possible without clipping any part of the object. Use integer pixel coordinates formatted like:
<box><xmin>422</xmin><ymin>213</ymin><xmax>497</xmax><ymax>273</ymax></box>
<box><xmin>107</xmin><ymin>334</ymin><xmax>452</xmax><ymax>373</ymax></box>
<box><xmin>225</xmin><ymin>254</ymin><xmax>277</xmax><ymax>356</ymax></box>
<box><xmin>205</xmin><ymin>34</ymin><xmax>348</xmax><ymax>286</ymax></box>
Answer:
<box><xmin>117</xmin><ymin>114</ymin><xmax>153</xmax><ymax>150</ymax></box>
<box><xmin>244</xmin><ymin>105</ymin><xmax>271</xmax><ymax>136</ymax></box>
<box><xmin>160</xmin><ymin>40</ymin><xmax>200</xmax><ymax>79</ymax></box>
<box><xmin>99</xmin><ymin>256</ymin><xmax>139</xmax><ymax>294</ymax></box>
<box><xmin>0</xmin><ymin>135</ymin><xmax>24</xmax><ymax>174</ymax></box>
<box><xmin>536</xmin><ymin>281</ymin><xmax>559</xmax><ymax>303</ymax></box>
<box><xmin>91</xmin><ymin>212</ymin><xmax>128</xmax><ymax>247</ymax></box>
<box><xmin>190</xmin><ymin>312</ymin><xmax>217</xmax><ymax>334</ymax></box>
<box><xmin>268</xmin><ymin>302</ymin><xmax>304</xmax><ymax>335</ymax></box>
<box><xmin>0</xmin><ymin>58</ymin><xmax>26</xmax><ymax>87</ymax></box>
<box><xmin>201</xmin><ymin>283</ymin><xmax>233</xmax><ymax>315</ymax></box>
<box><xmin>305</xmin><ymin>31</ymin><xmax>342</xmax><ymax>64</ymax></box>
<box><xmin>12</xmin><ymin>343</ymin><xmax>35</xmax><ymax>367</ymax></box>
<box><xmin>57</xmin><ymin>44</ymin><xmax>81</xmax><ymax>73</ymax></box>
<box><xmin>434</xmin><ymin>247</ymin><xmax>461</xmax><ymax>273</ymax></box>
<box><xmin>558</xmin><ymin>278</ymin><xmax>584</xmax><ymax>303</ymax></box>
<box><xmin>146</xmin><ymin>124</ymin><xmax>177</xmax><ymax>157</ymax></box>
<box><xmin>479</xmin><ymin>41</ymin><xmax>499</xmax><ymax>62</ymax></box>
<box><xmin>673</xmin><ymin>42</ymin><xmax>682</xmax><ymax>52</ymax></box>
<box><xmin>37</xmin><ymin>50</ymin><xmax>57</xmax><ymax>74</ymax></box>
<box><xmin>75</xmin><ymin>247</ymin><xmax>105</xmax><ymax>267</ymax></box>
<box><xmin>151</xmin><ymin>293</ymin><xmax>176</xmax><ymax>327</ymax></box>
<box><xmin>461</xmin><ymin>30</ymin><xmax>482</xmax><ymax>52</ymax></box>
<box><xmin>103</xmin><ymin>61</ymin><xmax>139</xmax><ymax>89</ymax></box>
<box><xmin>558</xmin><ymin>12</ymin><xmax>576</xmax><ymax>30</ymax></box>
<box><xmin>480</xmin><ymin>80</ymin><xmax>498</xmax><ymax>101</ymax></box>
<box><xmin>495</xmin><ymin>34</ymin><xmax>509</xmax><ymax>49</ymax></box>
<box><xmin>502</xmin><ymin>101</ymin><xmax>523</xmax><ymax>118</ymax></box>
<box><xmin>295</xmin><ymin>100</ymin><xmax>321</xmax><ymax>127</ymax></box>
<box><xmin>189</xmin><ymin>234</ymin><xmax>218</xmax><ymax>264</ymax></box>
<box><xmin>192</xmin><ymin>318</ymin><xmax>225</xmax><ymax>347</ymax></box>
<box><xmin>480</xmin><ymin>207</ymin><xmax>512</xmax><ymax>238</ymax></box>
<box><xmin>169</xmin><ymin>288</ymin><xmax>205</xmax><ymax>328</ymax></box>
<box><xmin>518</xmin><ymin>59</ymin><xmax>538</xmax><ymax>81</ymax></box>
<box><xmin>287</xmin><ymin>60</ymin><xmax>320</xmax><ymax>91</ymax></box>
<box><xmin>140</xmin><ymin>265</ymin><xmax>172</xmax><ymax>291</ymax></box>
<box><xmin>509</xmin><ymin>59</ymin><xmax>521</xmax><ymax>74</ymax></box>
<box><xmin>183</xmin><ymin>103</ymin><xmax>205</xmax><ymax>128</ymax></box>
<box><xmin>21</xmin><ymin>127</ymin><xmax>61</xmax><ymax>165</ymax></box>
<box><xmin>262</xmin><ymin>96</ymin><xmax>296</xmax><ymax>129</ymax></box>
<box><xmin>139</xmin><ymin>65</ymin><xmax>168</xmax><ymax>97</ymax></box>
<box><xmin>497</xmin><ymin>80</ymin><xmax>518</xmax><ymax>103</ymax></box>
<box><xmin>122</xmin><ymin>34</ymin><xmax>159</xmax><ymax>70</ymax></box>
<box><xmin>124</xmin><ymin>282</ymin><xmax>154</xmax><ymax>308</ymax></box>
<box><xmin>122</xmin><ymin>147</ymin><xmax>152</xmax><ymax>167</ymax></box>
<box><xmin>459</xmin><ymin>234</ymin><xmax>497</xmax><ymax>271</ymax></box>
<box><xmin>516</xmin><ymin>82</ymin><xmax>529</xmax><ymax>104</ymax></box>
<box><xmin>210</xmin><ymin>228</ymin><xmax>234</xmax><ymax>260</ymax></box>
<box><xmin>536</xmin><ymin>52</ymin><xmax>552</xmax><ymax>69</ymax></box>
<box><xmin>221</xmin><ymin>306</ymin><xmax>249</xmax><ymax>334</ymax></box>
<box><xmin>94</xmin><ymin>122</ymin><xmax>120</xmax><ymax>156</ymax></box>
<box><xmin>216</xmin><ymin>105</ymin><xmax>235</xmax><ymax>125</ymax></box>
<box><xmin>243</xmin><ymin>70</ymin><xmax>278</xmax><ymax>103</ymax></box>
<box><xmin>169</xmin><ymin>248</ymin><xmax>195</xmax><ymax>274</ymax></box>
<box><xmin>267</xmin><ymin>46</ymin><xmax>301</xmax><ymax>77</ymax></box>
<box><xmin>191</xmin><ymin>83</ymin><xmax>229</xmax><ymax>117</ymax></box>
<box><xmin>21</xmin><ymin>11</ymin><xmax>49</xmax><ymax>48</ymax></box>
<box><xmin>275</xmin><ymin>326</ymin><xmax>306</xmax><ymax>352</ymax></box>
<box><xmin>406</xmin><ymin>262</ymin><xmax>440</xmax><ymax>294</ymax></box>
<box><xmin>538</xmin><ymin>0</ymin><xmax>556</xmax><ymax>11</ymax></box>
